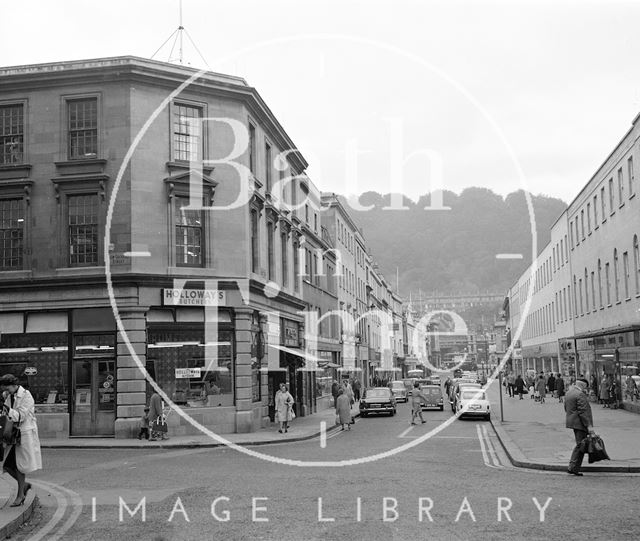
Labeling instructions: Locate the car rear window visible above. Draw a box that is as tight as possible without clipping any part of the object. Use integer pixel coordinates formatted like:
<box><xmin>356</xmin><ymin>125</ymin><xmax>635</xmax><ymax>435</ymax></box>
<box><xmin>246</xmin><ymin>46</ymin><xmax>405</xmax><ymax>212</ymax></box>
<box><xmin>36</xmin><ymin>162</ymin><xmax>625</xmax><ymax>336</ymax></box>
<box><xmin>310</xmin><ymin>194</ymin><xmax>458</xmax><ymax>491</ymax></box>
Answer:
<box><xmin>421</xmin><ymin>387</ymin><xmax>441</xmax><ymax>396</ymax></box>
<box><xmin>366</xmin><ymin>389</ymin><xmax>390</xmax><ymax>398</ymax></box>
<box><xmin>391</xmin><ymin>383</ymin><xmax>404</xmax><ymax>389</ymax></box>
<box><xmin>461</xmin><ymin>391</ymin><xmax>485</xmax><ymax>400</ymax></box>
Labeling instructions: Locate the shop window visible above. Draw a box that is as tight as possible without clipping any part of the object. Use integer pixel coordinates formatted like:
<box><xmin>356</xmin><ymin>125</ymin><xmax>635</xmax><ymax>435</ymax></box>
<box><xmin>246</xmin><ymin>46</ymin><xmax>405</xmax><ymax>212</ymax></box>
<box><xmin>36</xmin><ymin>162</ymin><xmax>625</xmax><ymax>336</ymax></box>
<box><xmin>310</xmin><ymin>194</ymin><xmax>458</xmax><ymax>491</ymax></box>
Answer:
<box><xmin>0</xmin><ymin>103</ymin><xmax>24</xmax><ymax>164</ymax></box>
<box><xmin>147</xmin><ymin>326</ymin><xmax>234</xmax><ymax>407</ymax></box>
<box><xmin>0</xmin><ymin>332</ymin><xmax>69</xmax><ymax>406</ymax></box>
<box><xmin>0</xmin><ymin>198</ymin><xmax>24</xmax><ymax>270</ymax></box>
<box><xmin>67</xmin><ymin>97</ymin><xmax>97</xmax><ymax>160</ymax></box>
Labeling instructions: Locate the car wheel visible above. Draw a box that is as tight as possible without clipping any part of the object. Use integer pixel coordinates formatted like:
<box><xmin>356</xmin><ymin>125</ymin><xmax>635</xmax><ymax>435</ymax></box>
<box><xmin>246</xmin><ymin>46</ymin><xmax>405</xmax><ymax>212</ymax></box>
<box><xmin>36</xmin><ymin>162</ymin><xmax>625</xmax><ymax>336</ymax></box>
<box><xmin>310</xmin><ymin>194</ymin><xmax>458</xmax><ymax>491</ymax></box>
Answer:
<box><xmin>361</xmin><ymin>412</ymin><xmax>367</xmax><ymax>418</ymax></box>
<box><xmin>391</xmin><ymin>409</ymin><xmax>396</xmax><ymax>416</ymax></box>
<box><xmin>439</xmin><ymin>406</ymin><xmax>444</xmax><ymax>411</ymax></box>
<box><xmin>485</xmin><ymin>414</ymin><xmax>491</xmax><ymax>421</ymax></box>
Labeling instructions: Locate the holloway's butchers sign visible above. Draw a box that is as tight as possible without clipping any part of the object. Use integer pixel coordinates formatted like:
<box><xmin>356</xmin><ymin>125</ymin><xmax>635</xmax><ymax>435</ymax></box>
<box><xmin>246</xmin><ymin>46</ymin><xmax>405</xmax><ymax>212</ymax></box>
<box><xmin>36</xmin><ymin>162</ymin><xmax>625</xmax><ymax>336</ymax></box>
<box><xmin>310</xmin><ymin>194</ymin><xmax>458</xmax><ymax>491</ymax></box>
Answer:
<box><xmin>175</xmin><ymin>367</ymin><xmax>201</xmax><ymax>379</ymax></box>
<box><xmin>162</xmin><ymin>288</ymin><xmax>226</xmax><ymax>306</ymax></box>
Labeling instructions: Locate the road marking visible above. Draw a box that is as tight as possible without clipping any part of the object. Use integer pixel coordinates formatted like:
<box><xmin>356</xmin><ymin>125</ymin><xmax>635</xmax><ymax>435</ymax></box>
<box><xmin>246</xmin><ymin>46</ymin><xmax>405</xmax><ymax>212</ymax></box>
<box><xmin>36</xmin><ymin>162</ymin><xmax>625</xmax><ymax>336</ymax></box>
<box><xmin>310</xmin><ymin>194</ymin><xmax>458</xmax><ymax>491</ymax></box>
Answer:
<box><xmin>476</xmin><ymin>424</ymin><xmax>492</xmax><ymax>467</ymax></box>
<box><xmin>320</xmin><ymin>421</ymin><xmax>327</xmax><ymax>448</ymax></box>
<box><xmin>28</xmin><ymin>480</ymin><xmax>83</xmax><ymax>541</ymax></box>
<box><xmin>123</xmin><ymin>251</ymin><xmax>151</xmax><ymax>257</ymax></box>
<box><xmin>398</xmin><ymin>425</ymin><xmax>415</xmax><ymax>438</ymax></box>
<box><xmin>482</xmin><ymin>424</ymin><xmax>502</xmax><ymax>467</ymax></box>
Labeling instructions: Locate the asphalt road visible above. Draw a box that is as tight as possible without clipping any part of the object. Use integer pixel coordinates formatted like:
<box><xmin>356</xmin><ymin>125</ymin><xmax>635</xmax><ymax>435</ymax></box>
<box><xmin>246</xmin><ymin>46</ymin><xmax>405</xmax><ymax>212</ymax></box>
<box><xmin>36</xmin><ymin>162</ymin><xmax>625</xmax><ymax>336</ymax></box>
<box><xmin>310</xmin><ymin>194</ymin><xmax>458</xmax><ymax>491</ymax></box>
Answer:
<box><xmin>13</xmin><ymin>401</ymin><xmax>640</xmax><ymax>540</ymax></box>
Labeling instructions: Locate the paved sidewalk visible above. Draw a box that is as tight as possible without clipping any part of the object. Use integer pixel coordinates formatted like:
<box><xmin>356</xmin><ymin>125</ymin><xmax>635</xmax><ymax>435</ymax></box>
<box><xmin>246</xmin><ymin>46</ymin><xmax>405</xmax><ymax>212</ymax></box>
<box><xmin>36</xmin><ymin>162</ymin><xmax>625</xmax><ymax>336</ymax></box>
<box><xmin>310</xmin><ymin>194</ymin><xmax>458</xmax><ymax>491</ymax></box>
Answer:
<box><xmin>486</xmin><ymin>380</ymin><xmax>640</xmax><ymax>472</ymax></box>
<box><xmin>39</xmin><ymin>402</ymin><xmax>358</xmax><ymax>449</ymax></box>
<box><xmin>0</xmin><ymin>475</ymin><xmax>38</xmax><ymax>539</ymax></box>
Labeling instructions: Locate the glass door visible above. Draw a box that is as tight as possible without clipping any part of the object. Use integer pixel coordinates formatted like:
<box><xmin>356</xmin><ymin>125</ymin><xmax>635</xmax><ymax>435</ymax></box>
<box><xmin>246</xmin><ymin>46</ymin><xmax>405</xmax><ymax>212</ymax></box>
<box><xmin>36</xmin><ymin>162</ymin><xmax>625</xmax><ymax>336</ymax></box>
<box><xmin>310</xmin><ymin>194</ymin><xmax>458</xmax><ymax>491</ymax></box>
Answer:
<box><xmin>71</xmin><ymin>333</ymin><xmax>116</xmax><ymax>436</ymax></box>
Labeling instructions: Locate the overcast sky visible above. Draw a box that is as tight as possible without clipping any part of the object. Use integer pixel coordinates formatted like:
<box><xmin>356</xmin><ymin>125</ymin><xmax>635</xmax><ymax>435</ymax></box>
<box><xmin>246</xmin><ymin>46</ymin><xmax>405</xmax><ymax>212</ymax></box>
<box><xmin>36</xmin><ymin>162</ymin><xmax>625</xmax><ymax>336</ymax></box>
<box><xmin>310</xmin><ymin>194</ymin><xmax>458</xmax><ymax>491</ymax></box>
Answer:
<box><xmin>3</xmin><ymin>0</ymin><xmax>639</xmax><ymax>204</ymax></box>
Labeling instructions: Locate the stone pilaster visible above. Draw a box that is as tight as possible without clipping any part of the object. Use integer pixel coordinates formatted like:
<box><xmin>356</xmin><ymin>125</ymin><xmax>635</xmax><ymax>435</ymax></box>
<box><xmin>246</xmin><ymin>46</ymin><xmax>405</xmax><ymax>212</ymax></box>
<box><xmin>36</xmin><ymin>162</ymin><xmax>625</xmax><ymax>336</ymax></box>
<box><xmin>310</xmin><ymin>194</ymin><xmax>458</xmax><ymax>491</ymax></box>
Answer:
<box><xmin>235</xmin><ymin>308</ymin><xmax>255</xmax><ymax>433</ymax></box>
<box><xmin>114</xmin><ymin>308</ymin><xmax>148</xmax><ymax>438</ymax></box>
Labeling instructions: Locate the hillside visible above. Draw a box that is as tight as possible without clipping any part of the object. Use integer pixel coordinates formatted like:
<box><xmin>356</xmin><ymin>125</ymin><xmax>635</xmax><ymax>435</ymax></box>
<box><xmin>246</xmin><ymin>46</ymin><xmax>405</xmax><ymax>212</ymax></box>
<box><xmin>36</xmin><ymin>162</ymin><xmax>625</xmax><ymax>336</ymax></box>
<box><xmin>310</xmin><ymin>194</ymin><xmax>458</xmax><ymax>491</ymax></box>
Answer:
<box><xmin>340</xmin><ymin>188</ymin><xmax>568</xmax><ymax>298</ymax></box>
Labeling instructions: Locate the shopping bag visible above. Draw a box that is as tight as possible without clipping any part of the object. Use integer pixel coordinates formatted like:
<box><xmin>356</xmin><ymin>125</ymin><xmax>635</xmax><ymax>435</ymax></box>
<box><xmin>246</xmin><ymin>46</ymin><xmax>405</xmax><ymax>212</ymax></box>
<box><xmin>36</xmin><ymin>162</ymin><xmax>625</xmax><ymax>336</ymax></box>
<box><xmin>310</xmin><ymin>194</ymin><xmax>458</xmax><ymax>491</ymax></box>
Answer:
<box><xmin>151</xmin><ymin>417</ymin><xmax>168</xmax><ymax>433</ymax></box>
<box><xmin>0</xmin><ymin>414</ymin><xmax>21</xmax><ymax>446</ymax></box>
<box><xmin>587</xmin><ymin>435</ymin><xmax>610</xmax><ymax>463</ymax></box>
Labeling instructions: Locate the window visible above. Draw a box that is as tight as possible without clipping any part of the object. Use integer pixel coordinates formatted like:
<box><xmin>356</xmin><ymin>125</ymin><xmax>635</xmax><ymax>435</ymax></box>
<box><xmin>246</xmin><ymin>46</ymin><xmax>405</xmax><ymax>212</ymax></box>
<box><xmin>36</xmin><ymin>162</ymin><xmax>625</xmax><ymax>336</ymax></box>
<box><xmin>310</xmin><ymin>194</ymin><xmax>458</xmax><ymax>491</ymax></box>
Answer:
<box><xmin>623</xmin><ymin>251</ymin><xmax>630</xmax><ymax>299</ymax></box>
<box><xmin>587</xmin><ymin>203</ymin><xmax>591</xmax><ymax>233</ymax></box>
<box><xmin>265</xmin><ymin>142</ymin><xmax>272</xmax><ymax>192</ymax></box>
<box><xmin>618</xmin><ymin>168</ymin><xmax>625</xmax><ymax>206</ymax></box>
<box><xmin>0</xmin><ymin>199</ymin><xmax>24</xmax><ymax>270</ymax></box>
<box><xmin>584</xmin><ymin>269</ymin><xmax>589</xmax><ymax>312</ymax></box>
<box><xmin>564</xmin><ymin>235</ymin><xmax>568</xmax><ymax>262</ymax></box>
<box><xmin>281</xmin><ymin>232</ymin><xmax>288</xmax><ymax>287</ymax></box>
<box><xmin>305</xmin><ymin>204</ymin><xmax>309</xmax><ymax>223</ymax></box>
<box><xmin>174</xmin><ymin>195</ymin><xmax>203</xmax><ymax>267</ymax></box>
<box><xmin>609</xmin><ymin>178</ymin><xmax>615</xmax><ymax>213</ymax></box>
<box><xmin>293</xmin><ymin>240</ymin><xmax>299</xmax><ymax>292</ymax></box>
<box><xmin>605</xmin><ymin>262</ymin><xmax>611</xmax><ymax>305</ymax></box>
<box><xmin>614</xmin><ymin>249</ymin><xmax>620</xmax><ymax>302</ymax></box>
<box><xmin>598</xmin><ymin>259</ymin><xmax>603</xmax><ymax>308</ymax></box>
<box><xmin>68</xmin><ymin>98</ymin><xmax>97</xmax><ymax>160</ymax></box>
<box><xmin>575</xmin><ymin>219</ymin><xmax>580</xmax><ymax>245</ymax></box>
<box><xmin>248</xmin><ymin>123</ymin><xmax>256</xmax><ymax>175</ymax></box>
<box><xmin>628</xmin><ymin>156</ymin><xmax>635</xmax><ymax>197</ymax></box>
<box><xmin>68</xmin><ymin>194</ymin><xmax>98</xmax><ymax>266</ymax></box>
<box><xmin>593</xmin><ymin>195</ymin><xmax>598</xmax><ymax>227</ymax></box>
<box><xmin>578</xmin><ymin>278</ymin><xmax>583</xmax><ymax>315</ymax></box>
<box><xmin>250</xmin><ymin>209</ymin><xmax>259</xmax><ymax>273</ymax></box>
<box><xmin>600</xmin><ymin>186</ymin><xmax>606</xmax><ymax>221</ymax></box>
<box><xmin>314</xmin><ymin>253</ymin><xmax>319</xmax><ymax>286</ymax></box>
<box><xmin>314</xmin><ymin>213</ymin><xmax>318</xmax><ymax>233</ymax></box>
<box><xmin>0</xmin><ymin>104</ymin><xmax>24</xmax><ymax>164</ymax></box>
<box><xmin>634</xmin><ymin>235</ymin><xmax>640</xmax><ymax>295</ymax></box>
<box><xmin>173</xmin><ymin>103</ymin><xmax>202</xmax><ymax>162</ymax></box>
<box><xmin>573</xmin><ymin>276</ymin><xmax>578</xmax><ymax>316</ymax></box>
<box><xmin>580</xmin><ymin>210</ymin><xmax>585</xmax><ymax>240</ymax></box>
<box><xmin>267</xmin><ymin>221</ymin><xmax>274</xmax><ymax>280</ymax></box>
<box><xmin>590</xmin><ymin>271</ymin><xmax>595</xmax><ymax>312</ymax></box>
<box><xmin>568</xmin><ymin>284</ymin><xmax>572</xmax><ymax>319</ymax></box>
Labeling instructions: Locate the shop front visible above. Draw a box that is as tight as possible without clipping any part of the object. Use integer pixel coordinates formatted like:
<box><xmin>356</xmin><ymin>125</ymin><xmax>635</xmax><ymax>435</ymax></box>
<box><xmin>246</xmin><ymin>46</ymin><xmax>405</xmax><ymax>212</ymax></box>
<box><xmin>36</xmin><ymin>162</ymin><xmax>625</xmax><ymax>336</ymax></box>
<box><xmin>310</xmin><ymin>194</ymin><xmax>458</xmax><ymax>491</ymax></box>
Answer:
<box><xmin>576</xmin><ymin>329</ymin><xmax>640</xmax><ymax>412</ymax></box>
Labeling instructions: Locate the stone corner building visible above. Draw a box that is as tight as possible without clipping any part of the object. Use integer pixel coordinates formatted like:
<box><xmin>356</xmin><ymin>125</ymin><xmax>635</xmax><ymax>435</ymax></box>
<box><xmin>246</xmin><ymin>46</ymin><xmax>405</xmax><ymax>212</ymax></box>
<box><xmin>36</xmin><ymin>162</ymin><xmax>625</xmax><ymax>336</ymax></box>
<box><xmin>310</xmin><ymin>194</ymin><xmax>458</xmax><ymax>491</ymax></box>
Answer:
<box><xmin>0</xmin><ymin>56</ymin><xmax>334</xmax><ymax>438</ymax></box>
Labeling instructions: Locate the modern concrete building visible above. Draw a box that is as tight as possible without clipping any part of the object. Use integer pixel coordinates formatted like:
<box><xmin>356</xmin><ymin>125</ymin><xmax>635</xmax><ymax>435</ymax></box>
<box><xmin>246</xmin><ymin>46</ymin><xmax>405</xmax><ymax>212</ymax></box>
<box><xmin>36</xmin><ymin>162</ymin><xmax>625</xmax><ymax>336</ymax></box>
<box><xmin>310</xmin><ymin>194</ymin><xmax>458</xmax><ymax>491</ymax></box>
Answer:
<box><xmin>507</xmin><ymin>112</ymin><xmax>640</xmax><ymax>412</ymax></box>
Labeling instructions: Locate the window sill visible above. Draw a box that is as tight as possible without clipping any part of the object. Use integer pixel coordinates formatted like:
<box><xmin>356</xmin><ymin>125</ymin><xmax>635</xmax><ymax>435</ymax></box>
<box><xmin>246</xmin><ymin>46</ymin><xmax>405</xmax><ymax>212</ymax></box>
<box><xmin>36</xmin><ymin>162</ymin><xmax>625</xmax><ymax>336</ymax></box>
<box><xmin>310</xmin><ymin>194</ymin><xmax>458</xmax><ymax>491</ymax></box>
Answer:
<box><xmin>616</xmin><ymin>301</ymin><xmax>622</xmax><ymax>306</ymax></box>
<box><xmin>0</xmin><ymin>269</ymin><xmax>33</xmax><ymax>279</ymax></box>
<box><xmin>625</xmin><ymin>297</ymin><xmax>631</xmax><ymax>302</ymax></box>
<box><xmin>167</xmin><ymin>267</ymin><xmax>211</xmax><ymax>276</ymax></box>
<box><xmin>619</xmin><ymin>203</ymin><xmax>625</xmax><ymax>209</ymax></box>
<box><xmin>55</xmin><ymin>266</ymin><xmax>105</xmax><ymax>276</ymax></box>
<box><xmin>630</xmin><ymin>192</ymin><xmax>636</xmax><ymax>200</ymax></box>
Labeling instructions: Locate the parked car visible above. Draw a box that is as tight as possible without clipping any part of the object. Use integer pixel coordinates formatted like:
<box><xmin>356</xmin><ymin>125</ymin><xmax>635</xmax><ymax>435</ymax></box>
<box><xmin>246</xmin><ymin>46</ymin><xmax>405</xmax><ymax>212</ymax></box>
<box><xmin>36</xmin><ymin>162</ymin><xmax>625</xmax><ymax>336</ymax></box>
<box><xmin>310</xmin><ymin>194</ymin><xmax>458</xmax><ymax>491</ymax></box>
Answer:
<box><xmin>450</xmin><ymin>382</ymin><xmax>482</xmax><ymax>412</ymax></box>
<box><xmin>359</xmin><ymin>387</ymin><xmax>397</xmax><ymax>417</ymax></box>
<box><xmin>390</xmin><ymin>380</ymin><xmax>408</xmax><ymax>402</ymax></box>
<box><xmin>419</xmin><ymin>384</ymin><xmax>444</xmax><ymax>410</ymax></box>
<box><xmin>456</xmin><ymin>389</ymin><xmax>490</xmax><ymax>420</ymax></box>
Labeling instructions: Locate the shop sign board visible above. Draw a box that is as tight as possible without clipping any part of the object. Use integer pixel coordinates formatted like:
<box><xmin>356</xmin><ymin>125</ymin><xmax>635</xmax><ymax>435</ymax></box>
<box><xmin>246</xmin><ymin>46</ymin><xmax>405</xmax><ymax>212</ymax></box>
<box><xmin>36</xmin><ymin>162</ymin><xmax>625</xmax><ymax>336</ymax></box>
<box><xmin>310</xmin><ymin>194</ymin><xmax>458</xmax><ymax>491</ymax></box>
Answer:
<box><xmin>282</xmin><ymin>320</ymin><xmax>299</xmax><ymax>347</ymax></box>
<box><xmin>175</xmin><ymin>367</ymin><xmax>202</xmax><ymax>379</ymax></box>
<box><xmin>24</xmin><ymin>367</ymin><xmax>37</xmax><ymax>376</ymax></box>
<box><xmin>162</xmin><ymin>289</ymin><xmax>226</xmax><ymax>306</ymax></box>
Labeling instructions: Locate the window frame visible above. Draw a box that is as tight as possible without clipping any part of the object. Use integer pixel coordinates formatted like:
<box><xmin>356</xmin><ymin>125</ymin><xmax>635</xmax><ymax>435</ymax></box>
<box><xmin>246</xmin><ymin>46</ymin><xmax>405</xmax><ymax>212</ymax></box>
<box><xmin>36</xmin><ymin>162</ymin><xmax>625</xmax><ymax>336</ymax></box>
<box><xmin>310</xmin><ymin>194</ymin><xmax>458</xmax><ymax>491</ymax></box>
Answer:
<box><xmin>0</xmin><ymin>100</ymin><xmax>26</xmax><ymax>166</ymax></box>
<box><xmin>170</xmin><ymin>100</ymin><xmax>206</xmax><ymax>163</ymax></box>
<box><xmin>63</xmin><ymin>93</ymin><xmax>100</xmax><ymax>161</ymax></box>
<box><xmin>0</xmin><ymin>196</ymin><xmax>26</xmax><ymax>271</ymax></box>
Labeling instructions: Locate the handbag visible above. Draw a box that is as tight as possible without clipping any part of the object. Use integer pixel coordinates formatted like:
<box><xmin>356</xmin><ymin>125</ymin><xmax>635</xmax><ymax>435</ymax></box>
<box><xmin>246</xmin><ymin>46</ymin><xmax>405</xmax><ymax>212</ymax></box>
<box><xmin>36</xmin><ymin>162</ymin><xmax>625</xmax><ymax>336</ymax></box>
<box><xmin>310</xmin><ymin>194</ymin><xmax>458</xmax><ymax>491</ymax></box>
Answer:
<box><xmin>0</xmin><ymin>413</ymin><xmax>21</xmax><ymax>446</ymax></box>
<box><xmin>587</xmin><ymin>435</ymin><xmax>610</xmax><ymax>463</ymax></box>
<box><xmin>151</xmin><ymin>416</ymin><xmax>168</xmax><ymax>433</ymax></box>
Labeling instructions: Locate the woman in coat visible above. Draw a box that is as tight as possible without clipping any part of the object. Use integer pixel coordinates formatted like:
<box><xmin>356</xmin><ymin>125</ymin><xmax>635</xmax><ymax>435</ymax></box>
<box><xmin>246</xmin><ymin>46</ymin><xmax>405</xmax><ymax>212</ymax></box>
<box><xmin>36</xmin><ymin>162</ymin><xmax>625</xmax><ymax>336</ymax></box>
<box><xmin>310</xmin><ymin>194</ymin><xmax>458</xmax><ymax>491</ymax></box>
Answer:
<box><xmin>514</xmin><ymin>375</ymin><xmax>525</xmax><ymax>400</ymax></box>
<box><xmin>535</xmin><ymin>375</ymin><xmax>547</xmax><ymax>403</ymax></box>
<box><xmin>275</xmin><ymin>383</ymin><xmax>294</xmax><ymax>433</ymax></box>
<box><xmin>600</xmin><ymin>375</ymin><xmax>610</xmax><ymax>407</ymax></box>
<box><xmin>335</xmin><ymin>388</ymin><xmax>352</xmax><ymax>430</ymax></box>
<box><xmin>0</xmin><ymin>374</ymin><xmax>41</xmax><ymax>507</ymax></box>
<box><xmin>148</xmin><ymin>391</ymin><xmax>167</xmax><ymax>441</ymax></box>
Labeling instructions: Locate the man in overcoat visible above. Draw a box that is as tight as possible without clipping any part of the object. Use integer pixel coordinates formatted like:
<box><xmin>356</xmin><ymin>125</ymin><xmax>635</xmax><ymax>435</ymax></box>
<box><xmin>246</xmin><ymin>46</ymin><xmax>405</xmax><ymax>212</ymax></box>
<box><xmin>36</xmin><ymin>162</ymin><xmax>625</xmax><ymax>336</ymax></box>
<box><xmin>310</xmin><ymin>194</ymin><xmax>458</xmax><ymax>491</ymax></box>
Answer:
<box><xmin>564</xmin><ymin>378</ymin><xmax>595</xmax><ymax>476</ymax></box>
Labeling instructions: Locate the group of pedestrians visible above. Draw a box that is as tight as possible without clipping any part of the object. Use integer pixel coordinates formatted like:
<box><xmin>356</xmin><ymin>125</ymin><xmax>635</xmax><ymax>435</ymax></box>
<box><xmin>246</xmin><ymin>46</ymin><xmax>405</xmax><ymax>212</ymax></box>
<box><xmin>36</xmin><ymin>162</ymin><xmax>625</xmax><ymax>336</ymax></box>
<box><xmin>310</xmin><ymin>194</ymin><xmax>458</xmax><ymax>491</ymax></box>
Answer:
<box><xmin>505</xmin><ymin>371</ymin><xmax>566</xmax><ymax>403</ymax></box>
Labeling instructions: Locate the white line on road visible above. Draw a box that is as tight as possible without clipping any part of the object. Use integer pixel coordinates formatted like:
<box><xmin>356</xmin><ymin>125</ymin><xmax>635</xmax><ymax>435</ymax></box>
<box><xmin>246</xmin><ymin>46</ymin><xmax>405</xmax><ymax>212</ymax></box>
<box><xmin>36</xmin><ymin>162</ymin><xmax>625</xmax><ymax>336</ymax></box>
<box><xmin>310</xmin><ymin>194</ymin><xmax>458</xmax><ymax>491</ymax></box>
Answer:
<box><xmin>320</xmin><ymin>421</ymin><xmax>327</xmax><ymax>448</ymax></box>
<box><xmin>482</xmin><ymin>424</ymin><xmax>502</xmax><ymax>467</ymax></box>
<box><xmin>476</xmin><ymin>424</ymin><xmax>491</xmax><ymax>467</ymax></box>
<box><xmin>397</xmin><ymin>425</ymin><xmax>415</xmax><ymax>438</ymax></box>
<box><xmin>28</xmin><ymin>481</ymin><xmax>68</xmax><ymax>541</ymax></box>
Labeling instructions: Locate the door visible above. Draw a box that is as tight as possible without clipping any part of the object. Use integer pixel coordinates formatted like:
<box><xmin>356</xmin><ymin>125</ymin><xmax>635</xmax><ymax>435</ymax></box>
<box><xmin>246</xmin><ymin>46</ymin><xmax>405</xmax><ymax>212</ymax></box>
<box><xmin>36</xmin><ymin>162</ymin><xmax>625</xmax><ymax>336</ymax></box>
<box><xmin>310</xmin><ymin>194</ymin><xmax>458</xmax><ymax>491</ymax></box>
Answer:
<box><xmin>71</xmin><ymin>357</ymin><xmax>116</xmax><ymax>436</ymax></box>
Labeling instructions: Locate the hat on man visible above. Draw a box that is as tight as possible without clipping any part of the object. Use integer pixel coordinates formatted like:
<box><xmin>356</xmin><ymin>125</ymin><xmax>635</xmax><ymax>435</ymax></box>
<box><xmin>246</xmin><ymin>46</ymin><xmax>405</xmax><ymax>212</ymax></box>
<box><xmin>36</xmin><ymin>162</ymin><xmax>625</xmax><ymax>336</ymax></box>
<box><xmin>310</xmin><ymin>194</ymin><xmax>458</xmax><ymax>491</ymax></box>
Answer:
<box><xmin>0</xmin><ymin>374</ymin><xmax>19</xmax><ymax>386</ymax></box>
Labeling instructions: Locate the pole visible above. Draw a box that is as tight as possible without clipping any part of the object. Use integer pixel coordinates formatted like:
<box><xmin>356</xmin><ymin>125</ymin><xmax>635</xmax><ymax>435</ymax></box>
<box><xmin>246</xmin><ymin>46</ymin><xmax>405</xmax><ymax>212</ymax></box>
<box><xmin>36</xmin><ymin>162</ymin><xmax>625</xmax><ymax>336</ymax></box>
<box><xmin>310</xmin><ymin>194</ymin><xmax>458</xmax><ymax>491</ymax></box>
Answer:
<box><xmin>498</xmin><ymin>370</ymin><xmax>504</xmax><ymax>422</ymax></box>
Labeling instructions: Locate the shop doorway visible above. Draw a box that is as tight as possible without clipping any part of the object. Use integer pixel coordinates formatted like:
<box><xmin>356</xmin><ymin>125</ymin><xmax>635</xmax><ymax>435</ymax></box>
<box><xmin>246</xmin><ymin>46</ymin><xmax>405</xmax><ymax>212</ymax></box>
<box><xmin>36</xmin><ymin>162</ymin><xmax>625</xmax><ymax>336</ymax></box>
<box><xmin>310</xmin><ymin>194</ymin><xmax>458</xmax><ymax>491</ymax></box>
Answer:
<box><xmin>70</xmin><ymin>333</ymin><xmax>116</xmax><ymax>436</ymax></box>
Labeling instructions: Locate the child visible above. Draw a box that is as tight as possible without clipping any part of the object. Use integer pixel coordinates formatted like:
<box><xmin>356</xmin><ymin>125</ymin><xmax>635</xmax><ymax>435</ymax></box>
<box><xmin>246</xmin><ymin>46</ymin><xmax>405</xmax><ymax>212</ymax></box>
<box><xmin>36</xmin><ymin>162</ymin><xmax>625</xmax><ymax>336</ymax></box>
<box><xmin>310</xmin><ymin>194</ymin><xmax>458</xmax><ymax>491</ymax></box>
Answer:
<box><xmin>137</xmin><ymin>406</ymin><xmax>150</xmax><ymax>440</ymax></box>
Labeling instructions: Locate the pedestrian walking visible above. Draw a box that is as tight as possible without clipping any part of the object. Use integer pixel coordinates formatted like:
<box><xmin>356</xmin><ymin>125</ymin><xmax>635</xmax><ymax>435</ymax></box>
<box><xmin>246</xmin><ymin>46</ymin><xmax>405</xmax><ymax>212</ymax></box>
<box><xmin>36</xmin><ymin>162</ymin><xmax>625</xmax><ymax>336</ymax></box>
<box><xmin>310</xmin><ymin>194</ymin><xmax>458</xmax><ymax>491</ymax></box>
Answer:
<box><xmin>352</xmin><ymin>378</ymin><xmax>361</xmax><ymax>402</ymax></box>
<box><xmin>410</xmin><ymin>382</ymin><xmax>428</xmax><ymax>425</ymax></box>
<box><xmin>514</xmin><ymin>374</ymin><xmax>525</xmax><ymax>400</ymax></box>
<box><xmin>0</xmin><ymin>374</ymin><xmax>41</xmax><ymax>507</ymax></box>
<box><xmin>507</xmin><ymin>372</ymin><xmax>515</xmax><ymax>398</ymax></box>
<box><xmin>556</xmin><ymin>374</ymin><xmax>565</xmax><ymax>403</ymax></box>
<box><xmin>275</xmin><ymin>383</ymin><xmax>294</xmax><ymax>433</ymax></box>
<box><xmin>331</xmin><ymin>380</ymin><xmax>340</xmax><ymax>407</ymax></box>
<box><xmin>148</xmin><ymin>391</ymin><xmax>167</xmax><ymax>441</ymax></box>
<box><xmin>625</xmin><ymin>375</ymin><xmax>637</xmax><ymax>402</ymax></box>
<box><xmin>547</xmin><ymin>373</ymin><xmax>556</xmax><ymax>397</ymax></box>
<box><xmin>536</xmin><ymin>375</ymin><xmax>547</xmax><ymax>403</ymax></box>
<box><xmin>335</xmin><ymin>388</ymin><xmax>352</xmax><ymax>430</ymax></box>
<box><xmin>600</xmin><ymin>375</ymin><xmax>610</xmax><ymax>407</ymax></box>
<box><xmin>137</xmin><ymin>406</ymin><xmax>150</xmax><ymax>440</ymax></box>
<box><xmin>565</xmin><ymin>378</ymin><xmax>595</xmax><ymax>476</ymax></box>
<box><xmin>343</xmin><ymin>380</ymin><xmax>354</xmax><ymax>405</ymax></box>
